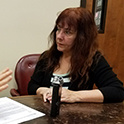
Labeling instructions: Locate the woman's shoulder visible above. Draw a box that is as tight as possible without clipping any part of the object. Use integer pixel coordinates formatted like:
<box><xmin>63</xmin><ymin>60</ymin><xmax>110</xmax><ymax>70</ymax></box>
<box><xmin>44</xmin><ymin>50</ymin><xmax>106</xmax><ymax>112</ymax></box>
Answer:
<box><xmin>36</xmin><ymin>51</ymin><xmax>48</xmax><ymax>65</ymax></box>
<box><xmin>91</xmin><ymin>51</ymin><xmax>110</xmax><ymax>71</ymax></box>
<box><xmin>38</xmin><ymin>50</ymin><xmax>49</xmax><ymax>60</ymax></box>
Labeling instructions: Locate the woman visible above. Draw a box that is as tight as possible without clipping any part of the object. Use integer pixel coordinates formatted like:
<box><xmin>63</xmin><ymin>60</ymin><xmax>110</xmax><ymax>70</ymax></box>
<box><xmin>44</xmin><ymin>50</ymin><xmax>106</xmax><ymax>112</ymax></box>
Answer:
<box><xmin>0</xmin><ymin>68</ymin><xmax>12</xmax><ymax>92</ymax></box>
<box><xmin>28</xmin><ymin>7</ymin><xmax>124</xmax><ymax>103</ymax></box>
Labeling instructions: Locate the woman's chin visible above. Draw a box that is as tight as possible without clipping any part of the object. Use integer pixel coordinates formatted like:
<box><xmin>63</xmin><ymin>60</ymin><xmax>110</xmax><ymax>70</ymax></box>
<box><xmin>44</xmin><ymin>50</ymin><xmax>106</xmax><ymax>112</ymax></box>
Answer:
<box><xmin>57</xmin><ymin>47</ymin><xmax>64</xmax><ymax>52</ymax></box>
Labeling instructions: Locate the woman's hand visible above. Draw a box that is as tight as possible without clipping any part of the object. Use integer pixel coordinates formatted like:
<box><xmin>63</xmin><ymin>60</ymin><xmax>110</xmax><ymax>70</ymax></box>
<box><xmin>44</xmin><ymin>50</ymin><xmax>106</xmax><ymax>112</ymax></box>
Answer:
<box><xmin>36</xmin><ymin>87</ymin><xmax>53</xmax><ymax>103</ymax></box>
<box><xmin>38</xmin><ymin>87</ymin><xmax>77</xmax><ymax>103</ymax></box>
<box><xmin>36</xmin><ymin>87</ymin><xmax>77</xmax><ymax>103</ymax></box>
<box><xmin>61</xmin><ymin>88</ymin><xmax>77</xmax><ymax>103</ymax></box>
<box><xmin>0</xmin><ymin>68</ymin><xmax>12</xmax><ymax>92</ymax></box>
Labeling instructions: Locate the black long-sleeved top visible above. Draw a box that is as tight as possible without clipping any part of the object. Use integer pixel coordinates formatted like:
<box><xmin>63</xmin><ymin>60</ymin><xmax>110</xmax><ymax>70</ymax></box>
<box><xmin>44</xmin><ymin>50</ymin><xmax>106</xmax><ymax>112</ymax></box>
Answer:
<box><xmin>28</xmin><ymin>53</ymin><xmax>124</xmax><ymax>103</ymax></box>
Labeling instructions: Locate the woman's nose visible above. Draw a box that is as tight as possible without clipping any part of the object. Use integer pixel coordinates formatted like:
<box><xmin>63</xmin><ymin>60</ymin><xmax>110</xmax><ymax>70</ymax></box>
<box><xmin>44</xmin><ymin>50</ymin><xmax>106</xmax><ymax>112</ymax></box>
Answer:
<box><xmin>56</xmin><ymin>31</ymin><xmax>64</xmax><ymax>39</ymax></box>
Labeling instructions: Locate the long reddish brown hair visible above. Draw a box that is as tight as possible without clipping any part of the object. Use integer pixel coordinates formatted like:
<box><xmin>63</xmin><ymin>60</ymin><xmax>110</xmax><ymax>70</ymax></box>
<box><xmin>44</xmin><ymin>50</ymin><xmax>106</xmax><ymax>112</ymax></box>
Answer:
<box><xmin>40</xmin><ymin>7</ymin><xmax>99</xmax><ymax>89</ymax></box>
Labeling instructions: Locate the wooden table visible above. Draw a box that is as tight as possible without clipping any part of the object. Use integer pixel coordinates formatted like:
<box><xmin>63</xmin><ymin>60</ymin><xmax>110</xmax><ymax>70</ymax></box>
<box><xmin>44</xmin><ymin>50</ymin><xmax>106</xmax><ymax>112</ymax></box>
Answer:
<box><xmin>10</xmin><ymin>95</ymin><xmax>124</xmax><ymax>124</ymax></box>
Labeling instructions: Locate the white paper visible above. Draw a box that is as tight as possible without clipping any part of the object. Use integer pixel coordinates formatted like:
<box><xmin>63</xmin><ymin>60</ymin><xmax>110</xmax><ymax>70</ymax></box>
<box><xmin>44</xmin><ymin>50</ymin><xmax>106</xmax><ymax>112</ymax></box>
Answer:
<box><xmin>0</xmin><ymin>97</ymin><xmax>45</xmax><ymax>124</ymax></box>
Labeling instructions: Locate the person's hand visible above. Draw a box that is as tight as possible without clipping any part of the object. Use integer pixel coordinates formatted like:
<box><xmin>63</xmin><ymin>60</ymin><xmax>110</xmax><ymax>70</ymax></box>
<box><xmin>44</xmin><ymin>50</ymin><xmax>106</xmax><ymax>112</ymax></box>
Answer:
<box><xmin>61</xmin><ymin>88</ymin><xmax>77</xmax><ymax>103</ymax></box>
<box><xmin>36</xmin><ymin>87</ymin><xmax>53</xmax><ymax>103</ymax></box>
<box><xmin>0</xmin><ymin>68</ymin><xmax>12</xmax><ymax>92</ymax></box>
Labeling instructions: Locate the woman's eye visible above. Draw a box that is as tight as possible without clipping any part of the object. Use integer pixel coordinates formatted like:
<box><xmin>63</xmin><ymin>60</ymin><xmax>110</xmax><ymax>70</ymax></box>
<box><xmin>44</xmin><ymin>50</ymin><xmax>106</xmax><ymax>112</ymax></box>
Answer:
<box><xmin>57</xmin><ymin>27</ymin><xmax>61</xmax><ymax>31</ymax></box>
<box><xmin>65</xmin><ymin>30</ymin><xmax>71</xmax><ymax>35</ymax></box>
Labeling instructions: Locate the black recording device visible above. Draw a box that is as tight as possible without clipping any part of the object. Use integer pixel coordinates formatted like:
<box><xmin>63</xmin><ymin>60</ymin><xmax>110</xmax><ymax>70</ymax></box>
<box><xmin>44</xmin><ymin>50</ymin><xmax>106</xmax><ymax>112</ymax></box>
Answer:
<box><xmin>50</xmin><ymin>76</ymin><xmax>63</xmax><ymax>117</ymax></box>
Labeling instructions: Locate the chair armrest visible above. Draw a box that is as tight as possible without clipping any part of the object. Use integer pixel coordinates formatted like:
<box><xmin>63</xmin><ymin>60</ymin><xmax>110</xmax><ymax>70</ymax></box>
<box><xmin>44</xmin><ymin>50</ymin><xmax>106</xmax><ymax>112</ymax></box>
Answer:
<box><xmin>10</xmin><ymin>88</ymin><xmax>20</xmax><ymax>96</ymax></box>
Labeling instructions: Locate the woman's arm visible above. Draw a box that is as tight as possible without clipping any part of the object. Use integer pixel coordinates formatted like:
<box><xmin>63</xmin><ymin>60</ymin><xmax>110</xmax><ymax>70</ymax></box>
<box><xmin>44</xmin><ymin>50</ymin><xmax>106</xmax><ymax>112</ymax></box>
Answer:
<box><xmin>61</xmin><ymin>88</ymin><xmax>103</xmax><ymax>103</ymax></box>
<box><xmin>45</xmin><ymin>88</ymin><xmax>103</xmax><ymax>103</ymax></box>
<box><xmin>61</xmin><ymin>55</ymin><xmax>124</xmax><ymax>103</ymax></box>
<box><xmin>92</xmin><ymin>56</ymin><xmax>124</xmax><ymax>103</ymax></box>
<box><xmin>28</xmin><ymin>52</ymin><xmax>51</xmax><ymax>95</ymax></box>
<box><xmin>28</xmin><ymin>59</ymin><xmax>44</xmax><ymax>95</ymax></box>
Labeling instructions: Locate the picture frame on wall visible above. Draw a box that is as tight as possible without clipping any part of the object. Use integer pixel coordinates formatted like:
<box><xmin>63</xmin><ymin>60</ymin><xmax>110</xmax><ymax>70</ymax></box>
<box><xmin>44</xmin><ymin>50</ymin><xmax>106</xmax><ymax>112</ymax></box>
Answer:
<box><xmin>80</xmin><ymin>0</ymin><xmax>86</xmax><ymax>8</ymax></box>
<box><xmin>92</xmin><ymin>0</ymin><xmax>108</xmax><ymax>33</ymax></box>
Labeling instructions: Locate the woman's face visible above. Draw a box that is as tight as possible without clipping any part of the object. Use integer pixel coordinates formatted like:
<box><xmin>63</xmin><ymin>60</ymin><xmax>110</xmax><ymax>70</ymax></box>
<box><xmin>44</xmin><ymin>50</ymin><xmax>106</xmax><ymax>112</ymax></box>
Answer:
<box><xmin>56</xmin><ymin>23</ymin><xmax>77</xmax><ymax>55</ymax></box>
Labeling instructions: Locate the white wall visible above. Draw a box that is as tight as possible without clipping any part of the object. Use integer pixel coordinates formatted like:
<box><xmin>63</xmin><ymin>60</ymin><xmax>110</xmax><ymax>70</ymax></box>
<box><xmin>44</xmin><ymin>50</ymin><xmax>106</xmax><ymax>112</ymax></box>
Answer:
<box><xmin>0</xmin><ymin>0</ymin><xmax>80</xmax><ymax>97</ymax></box>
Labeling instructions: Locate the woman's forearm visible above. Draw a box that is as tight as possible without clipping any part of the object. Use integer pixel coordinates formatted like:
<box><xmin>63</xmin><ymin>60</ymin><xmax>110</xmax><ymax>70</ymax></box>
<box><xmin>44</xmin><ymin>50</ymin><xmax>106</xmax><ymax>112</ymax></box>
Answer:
<box><xmin>74</xmin><ymin>89</ymin><xmax>104</xmax><ymax>103</ymax></box>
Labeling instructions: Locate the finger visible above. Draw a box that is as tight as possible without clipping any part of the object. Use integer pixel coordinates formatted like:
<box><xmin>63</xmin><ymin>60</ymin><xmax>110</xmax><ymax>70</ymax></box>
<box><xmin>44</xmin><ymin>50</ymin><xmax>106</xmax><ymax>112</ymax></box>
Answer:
<box><xmin>0</xmin><ymin>68</ymin><xmax>11</xmax><ymax>74</ymax></box>
<box><xmin>60</xmin><ymin>97</ymin><xmax>65</xmax><ymax>102</ymax></box>
<box><xmin>43</xmin><ymin>92</ymin><xmax>50</xmax><ymax>102</ymax></box>
<box><xmin>42</xmin><ymin>88</ymin><xmax>52</xmax><ymax>102</ymax></box>
<box><xmin>61</xmin><ymin>97</ymin><xmax>69</xmax><ymax>103</ymax></box>
<box><xmin>0</xmin><ymin>68</ymin><xmax>9</xmax><ymax>74</ymax></box>
<box><xmin>0</xmin><ymin>84</ymin><xmax>9</xmax><ymax>92</ymax></box>
<box><xmin>46</xmin><ymin>93</ymin><xmax>51</xmax><ymax>100</ymax></box>
<box><xmin>0</xmin><ymin>70</ymin><xmax>12</xmax><ymax>81</ymax></box>
<box><xmin>0</xmin><ymin>76</ymin><xmax>12</xmax><ymax>87</ymax></box>
<box><xmin>50</xmin><ymin>88</ymin><xmax>53</xmax><ymax>94</ymax></box>
<box><xmin>42</xmin><ymin>94</ymin><xmax>47</xmax><ymax>102</ymax></box>
<box><xmin>43</xmin><ymin>94</ymin><xmax>47</xmax><ymax>102</ymax></box>
<box><xmin>47</xmin><ymin>96</ymin><xmax>52</xmax><ymax>103</ymax></box>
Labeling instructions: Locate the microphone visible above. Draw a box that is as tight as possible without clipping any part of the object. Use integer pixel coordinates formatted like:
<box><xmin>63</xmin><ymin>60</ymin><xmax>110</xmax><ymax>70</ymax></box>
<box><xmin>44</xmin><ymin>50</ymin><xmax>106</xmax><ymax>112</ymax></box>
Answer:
<box><xmin>50</xmin><ymin>76</ymin><xmax>63</xmax><ymax>117</ymax></box>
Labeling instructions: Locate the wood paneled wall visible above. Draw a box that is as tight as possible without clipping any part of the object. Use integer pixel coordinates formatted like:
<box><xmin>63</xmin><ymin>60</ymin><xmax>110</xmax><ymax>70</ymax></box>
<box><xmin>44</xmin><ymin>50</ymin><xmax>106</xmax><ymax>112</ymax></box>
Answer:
<box><xmin>86</xmin><ymin>0</ymin><xmax>124</xmax><ymax>84</ymax></box>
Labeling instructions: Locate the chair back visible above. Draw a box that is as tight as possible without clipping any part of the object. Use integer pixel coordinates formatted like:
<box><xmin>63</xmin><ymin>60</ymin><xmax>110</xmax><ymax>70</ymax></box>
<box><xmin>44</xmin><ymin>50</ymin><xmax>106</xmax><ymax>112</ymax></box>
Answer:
<box><xmin>15</xmin><ymin>54</ymin><xmax>40</xmax><ymax>95</ymax></box>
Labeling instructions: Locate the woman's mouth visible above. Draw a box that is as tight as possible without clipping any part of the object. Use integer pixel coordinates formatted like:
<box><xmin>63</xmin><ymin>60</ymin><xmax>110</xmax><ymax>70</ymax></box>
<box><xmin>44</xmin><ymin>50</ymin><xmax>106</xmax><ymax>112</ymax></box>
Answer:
<box><xmin>57</xmin><ymin>42</ymin><xmax>64</xmax><ymax>46</ymax></box>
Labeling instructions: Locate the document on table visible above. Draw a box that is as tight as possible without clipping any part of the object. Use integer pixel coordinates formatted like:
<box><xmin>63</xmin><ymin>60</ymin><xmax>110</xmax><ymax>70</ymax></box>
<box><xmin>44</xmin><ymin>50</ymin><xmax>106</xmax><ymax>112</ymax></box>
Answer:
<box><xmin>0</xmin><ymin>97</ymin><xmax>45</xmax><ymax>124</ymax></box>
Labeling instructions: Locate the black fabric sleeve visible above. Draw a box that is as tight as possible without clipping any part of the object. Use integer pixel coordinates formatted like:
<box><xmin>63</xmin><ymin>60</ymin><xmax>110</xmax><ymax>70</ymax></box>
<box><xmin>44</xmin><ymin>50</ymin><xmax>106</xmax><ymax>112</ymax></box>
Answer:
<box><xmin>28</xmin><ymin>52</ymin><xmax>52</xmax><ymax>95</ymax></box>
<box><xmin>93</xmin><ymin>56</ymin><xmax>124</xmax><ymax>103</ymax></box>
<box><xmin>28</xmin><ymin>60</ymin><xmax>44</xmax><ymax>95</ymax></box>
